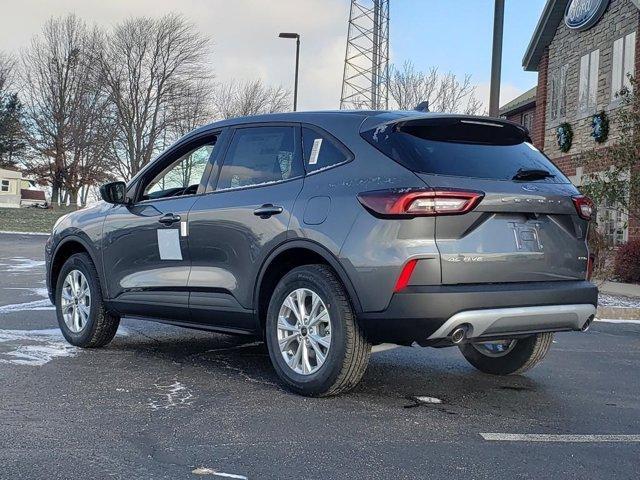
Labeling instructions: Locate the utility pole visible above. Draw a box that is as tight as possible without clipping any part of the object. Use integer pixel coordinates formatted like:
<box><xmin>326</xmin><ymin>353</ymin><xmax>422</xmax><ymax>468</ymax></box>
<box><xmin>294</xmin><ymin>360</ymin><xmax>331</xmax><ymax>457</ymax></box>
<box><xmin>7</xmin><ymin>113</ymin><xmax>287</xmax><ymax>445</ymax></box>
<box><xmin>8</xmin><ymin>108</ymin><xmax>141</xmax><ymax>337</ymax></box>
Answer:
<box><xmin>489</xmin><ymin>0</ymin><xmax>505</xmax><ymax>117</ymax></box>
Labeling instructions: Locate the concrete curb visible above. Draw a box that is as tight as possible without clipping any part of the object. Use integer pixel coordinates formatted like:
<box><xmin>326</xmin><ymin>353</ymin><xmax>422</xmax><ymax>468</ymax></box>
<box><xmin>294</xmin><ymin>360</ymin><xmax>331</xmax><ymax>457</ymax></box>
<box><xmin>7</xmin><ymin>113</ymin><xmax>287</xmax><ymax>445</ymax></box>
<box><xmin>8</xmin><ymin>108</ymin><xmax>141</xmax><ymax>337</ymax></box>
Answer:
<box><xmin>596</xmin><ymin>307</ymin><xmax>640</xmax><ymax>320</ymax></box>
<box><xmin>0</xmin><ymin>230</ymin><xmax>49</xmax><ymax>236</ymax></box>
<box><xmin>598</xmin><ymin>281</ymin><xmax>640</xmax><ymax>298</ymax></box>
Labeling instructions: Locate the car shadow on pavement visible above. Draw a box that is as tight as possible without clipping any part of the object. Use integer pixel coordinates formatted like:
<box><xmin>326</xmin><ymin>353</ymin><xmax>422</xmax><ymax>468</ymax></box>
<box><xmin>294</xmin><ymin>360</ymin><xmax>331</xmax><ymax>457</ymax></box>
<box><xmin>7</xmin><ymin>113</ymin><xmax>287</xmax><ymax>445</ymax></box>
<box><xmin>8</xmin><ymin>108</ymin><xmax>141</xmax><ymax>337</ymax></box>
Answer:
<box><xmin>106</xmin><ymin>324</ymin><xmax>554</xmax><ymax>416</ymax></box>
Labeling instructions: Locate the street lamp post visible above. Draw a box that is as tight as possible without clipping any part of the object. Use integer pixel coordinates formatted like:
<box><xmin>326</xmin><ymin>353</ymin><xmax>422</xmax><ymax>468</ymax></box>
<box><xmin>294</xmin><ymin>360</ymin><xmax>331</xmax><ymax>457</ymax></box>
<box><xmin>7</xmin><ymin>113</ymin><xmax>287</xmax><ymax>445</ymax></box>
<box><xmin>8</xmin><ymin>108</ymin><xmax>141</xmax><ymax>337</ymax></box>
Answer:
<box><xmin>489</xmin><ymin>0</ymin><xmax>505</xmax><ymax>117</ymax></box>
<box><xmin>279</xmin><ymin>32</ymin><xmax>300</xmax><ymax>111</ymax></box>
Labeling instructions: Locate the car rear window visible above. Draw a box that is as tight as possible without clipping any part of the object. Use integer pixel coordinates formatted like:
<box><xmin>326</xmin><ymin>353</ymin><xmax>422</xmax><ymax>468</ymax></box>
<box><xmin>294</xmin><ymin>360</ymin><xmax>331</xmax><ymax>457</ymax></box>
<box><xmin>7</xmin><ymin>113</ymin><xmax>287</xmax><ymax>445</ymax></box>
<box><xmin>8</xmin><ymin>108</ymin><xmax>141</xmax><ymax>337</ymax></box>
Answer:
<box><xmin>362</xmin><ymin>118</ymin><xmax>568</xmax><ymax>182</ymax></box>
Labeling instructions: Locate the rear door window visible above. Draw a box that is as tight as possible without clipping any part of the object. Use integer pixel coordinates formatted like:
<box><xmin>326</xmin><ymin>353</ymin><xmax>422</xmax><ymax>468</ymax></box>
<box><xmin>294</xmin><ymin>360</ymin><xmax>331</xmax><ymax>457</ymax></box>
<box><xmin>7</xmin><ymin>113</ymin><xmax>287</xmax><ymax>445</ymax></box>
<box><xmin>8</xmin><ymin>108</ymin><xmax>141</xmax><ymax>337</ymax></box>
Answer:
<box><xmin>302</xmin><ymin>127</ymin><xmax>350</xmax><ymax>173</ymax></box>
<box><xmin>362</xmin><ymin>118</ymin><xmax>568</xmax><ymax>182</ymax></box>
<box><xmin>216</xmin><ymin>126</ymin><xmax>303</xmax><ymax>190</ymax></box>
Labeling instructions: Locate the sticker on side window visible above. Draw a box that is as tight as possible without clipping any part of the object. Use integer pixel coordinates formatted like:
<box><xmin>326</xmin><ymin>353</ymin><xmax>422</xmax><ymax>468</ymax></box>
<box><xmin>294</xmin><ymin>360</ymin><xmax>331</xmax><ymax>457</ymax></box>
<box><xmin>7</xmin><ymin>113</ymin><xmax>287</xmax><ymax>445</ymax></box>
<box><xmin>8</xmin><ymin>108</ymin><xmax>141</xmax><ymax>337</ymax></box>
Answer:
<box><xmin>309</xmin><ymin>138</ymin><xmax>322</xmax><ymax>165</ymax></box>
<box><xmin>157</xmin><ymin>229</ymin><xmax>182</xmax><ymax>260</ymax></box>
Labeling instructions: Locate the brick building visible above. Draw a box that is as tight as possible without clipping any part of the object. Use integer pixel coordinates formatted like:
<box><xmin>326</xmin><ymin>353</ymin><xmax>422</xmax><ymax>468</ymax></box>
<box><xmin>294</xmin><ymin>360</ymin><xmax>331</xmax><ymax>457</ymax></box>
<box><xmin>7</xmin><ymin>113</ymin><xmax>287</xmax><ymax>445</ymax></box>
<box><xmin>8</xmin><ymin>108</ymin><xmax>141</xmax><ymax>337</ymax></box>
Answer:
<box><xmin>517</xmin><ymin>0</ymin><xmax>640</xmax><ymax>244</ymax></box>
<box><xmin>499</xmin><ymin>86</ymin><xmax>537</xmax><ymax>132</ymax></box>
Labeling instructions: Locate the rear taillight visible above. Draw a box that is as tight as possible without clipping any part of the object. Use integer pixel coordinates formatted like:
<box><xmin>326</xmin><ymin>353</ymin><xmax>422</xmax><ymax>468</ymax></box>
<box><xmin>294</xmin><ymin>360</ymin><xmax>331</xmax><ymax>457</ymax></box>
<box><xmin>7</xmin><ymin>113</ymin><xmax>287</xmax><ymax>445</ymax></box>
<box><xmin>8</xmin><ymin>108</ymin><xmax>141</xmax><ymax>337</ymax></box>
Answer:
<box><xmin>572</xmin><ymin>195</ymin><xmax>594</xmax><ymax>220</ymax></box>
<box><xmin>357</xmin><ymin>188</ymin><xmax>484</xmax><ymax>217</ymax></box>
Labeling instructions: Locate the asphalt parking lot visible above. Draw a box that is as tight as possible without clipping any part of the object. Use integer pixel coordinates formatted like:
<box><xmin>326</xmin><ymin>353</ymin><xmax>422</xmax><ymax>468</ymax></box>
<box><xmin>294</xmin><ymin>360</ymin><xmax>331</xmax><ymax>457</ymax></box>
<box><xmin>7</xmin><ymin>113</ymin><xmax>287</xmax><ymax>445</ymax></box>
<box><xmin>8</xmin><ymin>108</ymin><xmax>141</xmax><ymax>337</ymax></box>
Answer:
<box><xmin>1</xmin><ymin>232</ymin><xmax>639</xmax><ymax>479</ymax></box>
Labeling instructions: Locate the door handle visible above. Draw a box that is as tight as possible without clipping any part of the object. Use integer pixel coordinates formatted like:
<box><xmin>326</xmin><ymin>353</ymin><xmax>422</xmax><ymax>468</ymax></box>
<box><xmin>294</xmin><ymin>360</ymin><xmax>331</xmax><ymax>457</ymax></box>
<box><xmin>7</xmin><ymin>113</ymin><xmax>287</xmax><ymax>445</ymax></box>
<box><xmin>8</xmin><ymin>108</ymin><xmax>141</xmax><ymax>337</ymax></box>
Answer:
<box><xmin>158</xmin><ymin>213</ymin><xmax>181</xmax><ymax>225</ymax></box>
<box><xmin>253</xmin><ymin>204</ymin><xmax>284</xmax><ymax>219</ymax></box>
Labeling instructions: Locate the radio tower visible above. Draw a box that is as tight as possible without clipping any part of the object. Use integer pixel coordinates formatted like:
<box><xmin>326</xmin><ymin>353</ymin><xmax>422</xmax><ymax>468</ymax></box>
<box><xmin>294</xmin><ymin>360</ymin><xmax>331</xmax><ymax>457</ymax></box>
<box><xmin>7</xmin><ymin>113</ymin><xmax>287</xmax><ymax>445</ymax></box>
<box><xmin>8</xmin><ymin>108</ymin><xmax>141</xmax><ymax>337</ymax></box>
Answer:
<box><xmin>340</xmin><ymin>0</ymin><xmax>390</xmax><ymax>110</ymax></box>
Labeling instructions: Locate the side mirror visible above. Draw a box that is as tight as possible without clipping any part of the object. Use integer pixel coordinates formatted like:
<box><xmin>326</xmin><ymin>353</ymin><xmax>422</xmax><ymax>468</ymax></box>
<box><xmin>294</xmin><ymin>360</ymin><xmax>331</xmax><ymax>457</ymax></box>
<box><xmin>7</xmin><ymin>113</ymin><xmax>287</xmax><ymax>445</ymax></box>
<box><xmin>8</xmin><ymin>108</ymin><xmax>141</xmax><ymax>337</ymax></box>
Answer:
<box><xmin>100</xmin><ymin>181</ymin><xmax>128</xmax><ymax>205</ymax></box>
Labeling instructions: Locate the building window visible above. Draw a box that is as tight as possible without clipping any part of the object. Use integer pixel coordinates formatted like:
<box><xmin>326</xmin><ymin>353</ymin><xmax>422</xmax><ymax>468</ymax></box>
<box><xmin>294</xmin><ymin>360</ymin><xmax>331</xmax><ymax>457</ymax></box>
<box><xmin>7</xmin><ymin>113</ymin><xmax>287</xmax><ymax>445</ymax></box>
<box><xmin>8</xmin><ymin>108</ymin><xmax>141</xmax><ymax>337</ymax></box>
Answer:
<box><xmin>597</xmin><ymin>199</ymin><xmax>628</xmax><ymax>246</ymax></box>
<box><xmin>549</xmin><ymin>64</ymin><xmax>568</xmax><ymax>121</ymax></box>
<box><xmin>578</xmin><ymin>50</ymin><xmax>599</xmax><ymax>114</ymax></box>
<box><xmin>1</xmin><ymin>180</ymin><xmax>9</xmax><ymax>192</ymax></box>
<box><xmin>522</xmin><ymin>112</ymin><xmax>534</xmax><ymax>133</ymax></box>
<box><xmin>612</xmin><ymin>31</ymin><xmax>636</xmax><ymax>99</ymax></box>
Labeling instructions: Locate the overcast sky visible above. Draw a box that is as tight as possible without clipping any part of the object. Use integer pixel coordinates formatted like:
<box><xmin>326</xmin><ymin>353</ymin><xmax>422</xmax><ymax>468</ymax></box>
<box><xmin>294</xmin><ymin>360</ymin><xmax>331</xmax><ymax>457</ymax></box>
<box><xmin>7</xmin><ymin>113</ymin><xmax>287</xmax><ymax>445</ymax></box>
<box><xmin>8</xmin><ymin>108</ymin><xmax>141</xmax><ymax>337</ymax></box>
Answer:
<box><xmin>0</xmin><ymin>0</ymin><xmax>546</xmax><ymax>111</ymax></box>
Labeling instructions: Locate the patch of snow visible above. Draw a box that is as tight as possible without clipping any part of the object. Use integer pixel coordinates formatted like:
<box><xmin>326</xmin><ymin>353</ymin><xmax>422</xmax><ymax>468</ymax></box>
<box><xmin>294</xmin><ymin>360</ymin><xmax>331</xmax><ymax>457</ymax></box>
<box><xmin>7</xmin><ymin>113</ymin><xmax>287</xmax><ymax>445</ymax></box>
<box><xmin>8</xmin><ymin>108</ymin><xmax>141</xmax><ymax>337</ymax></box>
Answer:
<box><xmin>415</xmin><ymin>396</ymin><xmax>443</xmax><ymax>405</ymax></box>
<box><xmin>192</xmin><ymin>468</ymin><xmax>248</xmax><ymax>479</ymax></box>
<box><xmin>148</xmin><ymin>381</ymin><xmax>194</xmax><ymax>410</ymax></box>
<box><xmin>0</xmin><ymin>299</ymin><xmax>54</xmax><ymax>314</ymax></box>
<box><xmin>0</xmin><ymin>286</ymin><xmax>54</xmax><ymax>313</ymax></box>
<box><xmin>2</xmin><ymin>257</ymin><xmax>46</xmax><ymax>272</ymax></box>
<box><xmin>598</xmin><ymin>293</ymin><xmax>640</xmax><ymax>309</ymax></box>
<box><xmin>0</xmin><ymin>328</ymin><xmax>77</xmax><ymax>366</ymax></box>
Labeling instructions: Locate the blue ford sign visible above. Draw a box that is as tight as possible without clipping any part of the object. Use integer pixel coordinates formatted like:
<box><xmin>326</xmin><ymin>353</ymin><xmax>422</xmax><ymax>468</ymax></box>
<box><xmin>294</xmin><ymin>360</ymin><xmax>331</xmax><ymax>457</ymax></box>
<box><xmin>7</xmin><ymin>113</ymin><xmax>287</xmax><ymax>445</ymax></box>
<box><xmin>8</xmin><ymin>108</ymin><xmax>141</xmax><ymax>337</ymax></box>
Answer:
<box><xmin>565</xmin><ymin>0</ymin><xmax>610</xmax><ymax>31</ymax></box>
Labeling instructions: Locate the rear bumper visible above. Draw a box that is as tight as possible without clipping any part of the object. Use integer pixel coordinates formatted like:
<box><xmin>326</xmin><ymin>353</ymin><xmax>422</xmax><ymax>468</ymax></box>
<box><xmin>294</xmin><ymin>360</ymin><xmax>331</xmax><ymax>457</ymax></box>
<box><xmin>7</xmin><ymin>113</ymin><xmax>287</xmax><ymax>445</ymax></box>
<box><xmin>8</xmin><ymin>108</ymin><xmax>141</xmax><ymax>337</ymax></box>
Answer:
<box><xmin>357</xmin><ymin>280</ymin><xmax>598</xmax><ymax>345</ymax></box>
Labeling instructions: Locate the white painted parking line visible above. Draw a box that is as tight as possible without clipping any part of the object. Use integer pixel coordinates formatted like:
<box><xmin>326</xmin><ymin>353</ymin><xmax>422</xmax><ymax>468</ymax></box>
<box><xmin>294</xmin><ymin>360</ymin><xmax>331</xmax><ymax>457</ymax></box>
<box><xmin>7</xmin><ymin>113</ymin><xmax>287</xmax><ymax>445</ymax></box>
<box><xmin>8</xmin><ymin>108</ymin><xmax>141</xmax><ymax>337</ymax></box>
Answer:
<box><xmin>372</xmin><ymin>343</ymin><xmax>400</xmax><ymax>353</ymax></box>
<box><xmin>480</xmin><ymin>433</ymin><xmax>640</xmax><ymax>443</ymax></box>
<box><xmin>595</xmin><ymin>319</ymin><xmax>640</xmax><ymax>325</ymax></box>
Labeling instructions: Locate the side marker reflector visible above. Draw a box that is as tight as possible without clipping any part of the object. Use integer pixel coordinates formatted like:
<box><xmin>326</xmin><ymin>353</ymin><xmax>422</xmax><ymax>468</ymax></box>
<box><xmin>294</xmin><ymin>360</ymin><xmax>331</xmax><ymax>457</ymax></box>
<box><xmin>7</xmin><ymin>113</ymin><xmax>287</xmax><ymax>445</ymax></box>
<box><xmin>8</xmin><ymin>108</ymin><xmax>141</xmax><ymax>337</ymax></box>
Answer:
<box><xmin>394</xmin><ymin>259</ymin><xmax>418</xmax><ymax>293</ymax></box>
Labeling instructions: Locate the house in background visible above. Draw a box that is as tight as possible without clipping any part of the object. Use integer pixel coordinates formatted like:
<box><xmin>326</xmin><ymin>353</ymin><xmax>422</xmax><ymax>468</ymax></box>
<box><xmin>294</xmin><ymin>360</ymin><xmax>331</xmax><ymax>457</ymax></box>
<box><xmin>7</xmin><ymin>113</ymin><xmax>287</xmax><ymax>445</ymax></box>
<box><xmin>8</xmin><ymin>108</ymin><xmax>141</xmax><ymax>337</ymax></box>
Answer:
<box><xmin>0</xmin><ymin>167</ymin><xmax>48</xmax><ymax>208</ymax></box>
<box><xmin>0</xmin><ymin>167</ymin><xmax>22</xmax><ymax>208</ymax></box>
<box><xmin>499</xmin><ymin>86</ymin><xmax>537</xmax><ymax>133</ymax></box>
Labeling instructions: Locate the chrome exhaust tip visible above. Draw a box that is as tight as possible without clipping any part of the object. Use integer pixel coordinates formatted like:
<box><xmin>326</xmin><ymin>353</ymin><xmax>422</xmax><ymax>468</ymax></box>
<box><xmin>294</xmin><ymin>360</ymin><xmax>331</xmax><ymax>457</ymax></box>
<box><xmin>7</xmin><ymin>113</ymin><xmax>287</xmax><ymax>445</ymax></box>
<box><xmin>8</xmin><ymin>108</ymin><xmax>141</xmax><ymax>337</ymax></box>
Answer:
<box><xmin>450</xmin><ymin>326</ymin><xmax>467</xmax><ymax>344</ymax></box>
<box><xmin>581</xmin><ymin>315</ymin><xmax>595</xmax><ymax>332</ymax></box>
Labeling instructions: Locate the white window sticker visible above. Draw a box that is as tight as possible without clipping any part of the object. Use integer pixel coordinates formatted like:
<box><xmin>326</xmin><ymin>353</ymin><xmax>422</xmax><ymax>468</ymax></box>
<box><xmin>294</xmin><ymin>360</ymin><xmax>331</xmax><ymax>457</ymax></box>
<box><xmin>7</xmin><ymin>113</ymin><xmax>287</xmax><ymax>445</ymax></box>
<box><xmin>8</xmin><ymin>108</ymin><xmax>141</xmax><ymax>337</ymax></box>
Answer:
<box><xmin>157</xmin><ymin>229</ymin><xmax>182</xmax><ymax>260</ymax></box>
<box><xmin>309</xmin><ymin>138</ymin><xmax>322</xmax><ymax>165</ymax></box>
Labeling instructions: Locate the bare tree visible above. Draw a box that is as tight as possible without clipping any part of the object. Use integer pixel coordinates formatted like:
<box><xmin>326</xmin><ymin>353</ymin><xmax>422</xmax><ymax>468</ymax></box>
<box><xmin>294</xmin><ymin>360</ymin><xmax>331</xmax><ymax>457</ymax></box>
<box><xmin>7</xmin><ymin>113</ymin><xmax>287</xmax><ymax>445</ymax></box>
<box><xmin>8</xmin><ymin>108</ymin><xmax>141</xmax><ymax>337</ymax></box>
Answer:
<box><xmin>21</xmin><ymin>15</ymin><xmax>113</xmax><ymax>206</ymax></box>
<box><xmin>99</xmin><ymin>14</ymin><xmax>211</xmax><ymax>180</ymax></box>
<box><xmin>166</xmin><ymin>79</ymin><xmax>215</xmax><ymax>141</ymax></box>
<box><xmin>389</xmin><ymin>61</ymin><xmax>483</xmax><ymax>115</ymax></box>
<box><xmin>388</xmin><ymin>61</ymin><xmax>438</xmax><ymax>110</ymax></box>
<box><xmin>212</xmin><ymin>79</ymin><xmax>290</xmax><ymax>118</ymax></box>
<box><xmin>0</xmin><ymin>52</ymin><xmax>16</xmax><ymax>98</ymax></box>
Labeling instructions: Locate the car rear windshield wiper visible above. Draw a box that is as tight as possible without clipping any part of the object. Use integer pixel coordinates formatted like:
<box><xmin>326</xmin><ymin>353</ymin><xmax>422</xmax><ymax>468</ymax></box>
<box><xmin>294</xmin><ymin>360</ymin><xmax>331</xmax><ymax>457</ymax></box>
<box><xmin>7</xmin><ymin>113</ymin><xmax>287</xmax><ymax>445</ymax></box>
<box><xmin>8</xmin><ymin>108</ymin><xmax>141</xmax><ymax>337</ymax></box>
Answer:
<box><xmin>512</xmin><ymin>168</ymin><xmax>555</xmax><ymax>181</ymax></box>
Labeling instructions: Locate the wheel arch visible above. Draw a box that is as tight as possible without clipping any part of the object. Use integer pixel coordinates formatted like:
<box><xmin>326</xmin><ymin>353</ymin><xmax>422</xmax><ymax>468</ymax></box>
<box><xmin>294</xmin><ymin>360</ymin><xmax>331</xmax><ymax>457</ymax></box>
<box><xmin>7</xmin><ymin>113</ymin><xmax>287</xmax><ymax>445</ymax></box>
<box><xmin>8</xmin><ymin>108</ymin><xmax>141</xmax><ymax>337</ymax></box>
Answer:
<box><xmin>50</xmin><ymin>235</ymin><xmax>105</xmax><ymax>304</ymax></box>
<box><xmin>254</xmin><ymin>240</ymin><xmax>363</xmax><ymax>331</ymax></box>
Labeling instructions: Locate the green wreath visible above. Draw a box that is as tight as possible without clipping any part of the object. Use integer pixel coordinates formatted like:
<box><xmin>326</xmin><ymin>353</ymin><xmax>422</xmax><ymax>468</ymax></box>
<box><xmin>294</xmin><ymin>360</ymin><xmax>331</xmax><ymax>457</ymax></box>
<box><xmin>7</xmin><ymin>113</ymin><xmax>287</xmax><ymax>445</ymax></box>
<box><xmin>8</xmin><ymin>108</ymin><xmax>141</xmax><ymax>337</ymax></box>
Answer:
<box><xmin>556</xmin><ymin>122</ymin><xmax>573</xmax><ymax>153</ymax></box>
<box><xmin>591</xmin><ymin>111</ymin><xmax>609</xmax><ymax>143</ymax></box>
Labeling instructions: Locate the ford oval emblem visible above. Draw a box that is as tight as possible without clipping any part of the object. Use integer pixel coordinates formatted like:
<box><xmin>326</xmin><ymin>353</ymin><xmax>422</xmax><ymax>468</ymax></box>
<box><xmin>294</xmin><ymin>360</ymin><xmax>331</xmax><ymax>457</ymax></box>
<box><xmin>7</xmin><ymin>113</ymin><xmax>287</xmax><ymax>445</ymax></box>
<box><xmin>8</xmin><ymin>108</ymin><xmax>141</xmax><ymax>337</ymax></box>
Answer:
<box><xmin>564</xmin><ymin>0</ymin><xmax>610</xmax><ymax>31</ymax></box>
<box><xmin>521</xmin><ymin>185</ymin><xmax>539</xmax><ymax>192</ymax></box>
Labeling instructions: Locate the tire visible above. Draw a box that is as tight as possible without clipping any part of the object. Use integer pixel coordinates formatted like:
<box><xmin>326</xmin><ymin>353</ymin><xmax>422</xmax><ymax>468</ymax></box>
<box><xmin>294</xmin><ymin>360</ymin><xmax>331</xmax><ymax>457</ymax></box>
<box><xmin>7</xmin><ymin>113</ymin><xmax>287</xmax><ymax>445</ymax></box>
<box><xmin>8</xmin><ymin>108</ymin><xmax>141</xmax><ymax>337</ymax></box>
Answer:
<box><xmin>55</xmin><ymin>252</ymin><xmax>120</xmax><ymax>348</ymax></box>
<box><xmin>265</xmin><ymin>264</ymin><xmax>371</xmax><ymax>397</ymax></box>
<box><xmin>458</xmin><ymin>333</ymin><xmax>554</xmax><ymax>375</ymax></box>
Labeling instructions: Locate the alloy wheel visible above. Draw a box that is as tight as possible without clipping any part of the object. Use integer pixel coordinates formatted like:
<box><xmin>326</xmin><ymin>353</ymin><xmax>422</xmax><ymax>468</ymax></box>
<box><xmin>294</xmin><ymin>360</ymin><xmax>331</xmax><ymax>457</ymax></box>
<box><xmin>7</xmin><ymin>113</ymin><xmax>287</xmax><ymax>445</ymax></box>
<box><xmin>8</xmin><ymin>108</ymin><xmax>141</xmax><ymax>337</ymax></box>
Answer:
<box><xmin>277</xmin><ymin>288</ymin><xmax>332</xmax><ymax>375</ymax></box>
<box><xmin>60</xmin><ymin>269</ymin><xmax>91</xmax><ymax>333</ymax></box>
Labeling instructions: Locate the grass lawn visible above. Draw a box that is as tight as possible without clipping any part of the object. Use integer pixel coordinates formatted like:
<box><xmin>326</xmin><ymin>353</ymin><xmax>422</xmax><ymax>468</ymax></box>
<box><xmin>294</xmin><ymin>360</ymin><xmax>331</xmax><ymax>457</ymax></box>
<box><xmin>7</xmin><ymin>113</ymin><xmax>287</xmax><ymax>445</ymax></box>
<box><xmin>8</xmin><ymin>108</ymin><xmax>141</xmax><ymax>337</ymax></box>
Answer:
<box><xmin>0</xmin><ymin>207</ymin><xmax>77</xmax><ymax>233</ymax></box>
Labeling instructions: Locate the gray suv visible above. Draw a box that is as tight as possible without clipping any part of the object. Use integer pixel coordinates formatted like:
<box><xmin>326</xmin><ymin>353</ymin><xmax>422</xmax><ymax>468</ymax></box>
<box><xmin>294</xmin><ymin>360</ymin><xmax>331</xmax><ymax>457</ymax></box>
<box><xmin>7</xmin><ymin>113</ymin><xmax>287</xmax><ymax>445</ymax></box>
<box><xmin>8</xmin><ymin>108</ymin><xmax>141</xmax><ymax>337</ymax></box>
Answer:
<box><xmin>45</xmin><ymin>111</ymin><xmax>598</xmax><ymax>396</ymax></box>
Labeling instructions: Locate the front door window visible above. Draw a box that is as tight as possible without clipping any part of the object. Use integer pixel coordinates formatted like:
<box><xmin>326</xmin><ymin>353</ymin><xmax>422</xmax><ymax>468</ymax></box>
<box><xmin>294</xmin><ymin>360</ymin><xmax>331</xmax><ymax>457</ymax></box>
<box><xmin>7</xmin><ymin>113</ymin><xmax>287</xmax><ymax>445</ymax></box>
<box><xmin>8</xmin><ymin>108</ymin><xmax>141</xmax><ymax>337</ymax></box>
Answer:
<box><xmin>143</xmin><ymin>143</ymin><xmax>215</xmax><ymax>201</ymax></box>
